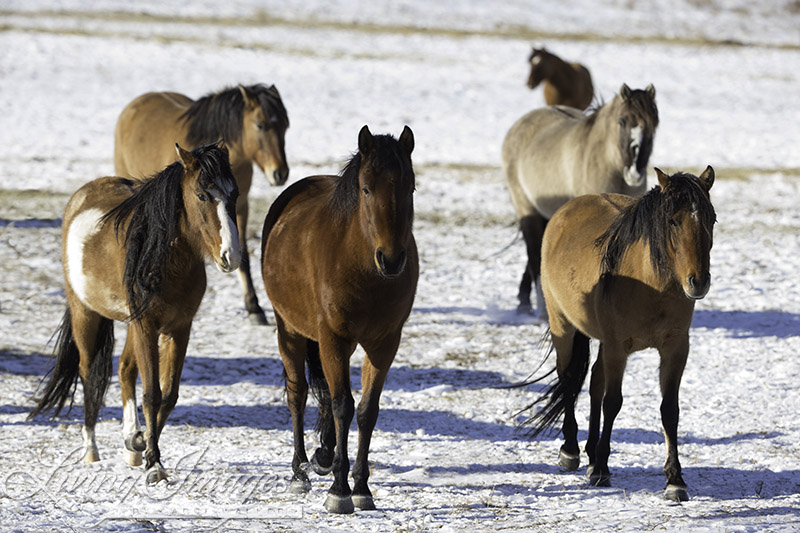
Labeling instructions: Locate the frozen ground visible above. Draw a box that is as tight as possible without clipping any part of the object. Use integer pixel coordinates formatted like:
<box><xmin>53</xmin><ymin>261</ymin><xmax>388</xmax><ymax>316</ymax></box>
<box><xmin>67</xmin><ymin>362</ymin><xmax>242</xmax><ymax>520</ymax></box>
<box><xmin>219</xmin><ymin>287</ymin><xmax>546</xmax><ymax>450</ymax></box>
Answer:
<box><xmin>0</xmin><ymin>1</ymin><xmax>799</xmax><ymax>531</ymax></box>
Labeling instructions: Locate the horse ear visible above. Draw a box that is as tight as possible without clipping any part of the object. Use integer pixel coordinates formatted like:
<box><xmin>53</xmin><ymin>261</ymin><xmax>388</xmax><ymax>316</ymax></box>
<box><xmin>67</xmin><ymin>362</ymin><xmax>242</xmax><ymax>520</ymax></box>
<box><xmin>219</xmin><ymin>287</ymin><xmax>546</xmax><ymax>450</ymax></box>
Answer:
<box><xmin>645</xmin><ymin>84</ymin><xmax>656</xmax><ymax>99</ymax></box>
<box><xmin>620</xmin><ymin>83</ymin><xmax>632</xmax><ymax>101</ymax></box>
<box><xmin>358</xmin><ymin>125</ymin><xmax>373</xmax><ymax>156</ymax></box>
<box><xmin>267</xmin><ymin>84</ymin><xmax>281</xmax><ymax>99</ymax></box>
<box><xmin>399</xmin><ymin>125</ymin><xmax>414</xmax><ymax>155</ymax></box>
<box><xmin>655</xmin><ymin>167</ymin><xmax>670</xmax><ymax>190</ymax></box>
<box><xmin>238</xmin><ymin>85</ymin><xmax>258</xmax><ymax>109</ymax></box>
<box><xmin>175</xmin><ymin>143</ymin><xmax>194</xmax><ymax>168</ymax></box>
<box><xmin>698</xmin><ymin>165</ymin><xmax>715</xmax><ymax>191</ymax></box>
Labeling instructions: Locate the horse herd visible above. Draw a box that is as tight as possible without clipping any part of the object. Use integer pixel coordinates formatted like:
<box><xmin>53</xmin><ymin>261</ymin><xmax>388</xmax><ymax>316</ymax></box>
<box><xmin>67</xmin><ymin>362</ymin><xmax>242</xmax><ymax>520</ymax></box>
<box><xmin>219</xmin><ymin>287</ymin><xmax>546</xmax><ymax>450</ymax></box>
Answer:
<box><xmin>28</xmin><ymin>47</ymin><xmax>716</xmax><ymax>514</ymax></box>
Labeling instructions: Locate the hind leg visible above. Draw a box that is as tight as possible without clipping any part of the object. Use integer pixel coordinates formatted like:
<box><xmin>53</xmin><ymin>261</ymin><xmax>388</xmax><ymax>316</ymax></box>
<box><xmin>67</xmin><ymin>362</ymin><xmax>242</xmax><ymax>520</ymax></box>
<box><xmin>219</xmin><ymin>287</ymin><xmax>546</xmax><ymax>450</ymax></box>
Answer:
<box><xmin>588</xmin><ymin>342</ymin><xmax>626</xmax><ymax>487</ymax></box>
<box><xmin>70</xmin><ymin>304</ymin><xmax>111</xmax><ymax>463</ymax></box>
<box><xmin>518</xmin><ymin>213</ymin><xmax>548</xmax><ymax>317</ymax></box>
<box><xmin>274</xmin><ymin>314</ymin><xmax>312</xmax><ymax>493</ymax></box>
<box><xmin>308</xmin><ymin>338</ymin><xmax>336</xmax><ymax>477</ymax></box>
<box><xmin>552</xmin><ymin>328</ymin><xmax>589</xmax><ymax>470</ymax></box>
<box><xmin>235</xmin><ymin>178</ymin><xmax>267</xmax><ymax>325</ymax></box>
<box><xmin>585</xmin><ymin>342</ymin><xmax>605</xmax><ymax>476</ymax></box>
<box><xmin>119</xmin><ymin>336</ymin><xmax>143</xmax><ymax>466</ymax></box>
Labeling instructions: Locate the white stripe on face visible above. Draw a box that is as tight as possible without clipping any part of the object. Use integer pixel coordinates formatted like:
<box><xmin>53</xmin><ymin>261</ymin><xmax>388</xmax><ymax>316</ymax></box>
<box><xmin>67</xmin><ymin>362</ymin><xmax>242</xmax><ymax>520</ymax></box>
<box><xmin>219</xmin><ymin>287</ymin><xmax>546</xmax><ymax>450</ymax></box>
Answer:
<box><xmin>623</xmin><ymin>125</ymin><xmax>645</xmax><ymax>187</ymax></box>
<box><xmin>66</xmin><ymin>208</ymin><xmax>104</xmax><ymax>304</ymax></box>
<box><xmin>213</xmin><ymin>193</ymin><xmax>241</xmax><ymax>272</ymax></box>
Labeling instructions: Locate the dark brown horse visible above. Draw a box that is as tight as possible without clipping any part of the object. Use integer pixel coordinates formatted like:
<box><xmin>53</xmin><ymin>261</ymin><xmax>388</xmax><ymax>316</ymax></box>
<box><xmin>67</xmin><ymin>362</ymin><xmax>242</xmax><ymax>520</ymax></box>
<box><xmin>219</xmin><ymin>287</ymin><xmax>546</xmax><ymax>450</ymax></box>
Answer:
<box><xmin>30</xmin><ymin>143</ymin><xmax>241</xmax><ymax>484</ymax></box>
<box><xmin>527</xmin><ymin>47</ymin><xmax>594</xmax><ymax>110</ymax></box>
<box><xmin>114</xmin><ymin>83</ymin><xmax>289</xmax><ymax>324</ymax></box>
<box><xmin>525</xmin><ymin>167</ymin><xmax>716</xmax><ymax>501</ymax></box>
<box><xmin>261</xmin><ymin>125</ymin><xmax>418</xmax><ymax>513</ymax></box>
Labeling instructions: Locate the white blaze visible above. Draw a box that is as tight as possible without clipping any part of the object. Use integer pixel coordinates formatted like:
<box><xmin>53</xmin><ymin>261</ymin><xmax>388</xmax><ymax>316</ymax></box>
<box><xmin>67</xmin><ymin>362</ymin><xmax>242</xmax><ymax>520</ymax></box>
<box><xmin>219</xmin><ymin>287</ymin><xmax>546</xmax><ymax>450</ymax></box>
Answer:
<box><xmin>65</xmin><ymin>208</ymin><xmax>104</xmax><ymax>304</ymax></box>
<box><xmin>624</xmin><ymin>125</ymin><xmax>645</xmax><ymax>187</ymax></box>
<box><xmin>214</xmin><ymin>195</ymin><xmax>241</xmax><ymax>272</ymax></box>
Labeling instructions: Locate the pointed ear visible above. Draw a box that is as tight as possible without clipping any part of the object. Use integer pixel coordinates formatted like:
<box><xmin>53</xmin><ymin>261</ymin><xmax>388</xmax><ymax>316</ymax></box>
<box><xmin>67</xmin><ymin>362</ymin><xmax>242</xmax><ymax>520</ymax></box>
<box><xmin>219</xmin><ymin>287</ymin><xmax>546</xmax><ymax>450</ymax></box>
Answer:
<box><xmin>645</xmin><ymin>83</ymin><xmax>656</xmax><ymax>99</ymax></box>
<box><xmin>699</xmin><ymin>165</ymin><xmax>715</xmax><ymax>191</ymax></box>
<box><xmin>238</xmin><ymin>85</ymin><xmax>258</xmax><ymax>109</ymax></box>
<box><xmin>175</xmin><ymin>143</ymin><xmax>194</xmax><ymax>168</ymax></box>
<box><xmin>358</xmin><ymin>125</ymin><xmax>373</xmax><ymax>157</ymax></box>
<box><xmin>399</xmin><ymin>125</ymin><xmax>414</xmax><ymax>155</ymax></box>
<box><xmin>655</xmin><ymin>167</ymin><xmax>669</xmax><ymax>190</ymax></box>
<box><xmin>620</xmin><ymin>83</ymin><xmax>632</xmax><ymax>101</ymax></box>
<box><xmin>267</xmin><ymin>84</ymin><xmax>281</xmax><ymax>99</ymax></box>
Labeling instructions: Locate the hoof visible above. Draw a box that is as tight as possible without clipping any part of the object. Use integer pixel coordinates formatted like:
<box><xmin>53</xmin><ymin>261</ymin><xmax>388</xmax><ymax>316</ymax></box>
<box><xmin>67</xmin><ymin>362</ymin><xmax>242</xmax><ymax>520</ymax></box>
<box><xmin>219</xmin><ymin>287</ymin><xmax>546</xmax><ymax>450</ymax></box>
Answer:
<box><xmin>558</xmin><ymin>449</ymin><xmax>580</xmax><ymax>471</ymax></box>
<box><xmin>125</xmin><ymin>431</ymin><xmax>146</xmax><ymax>452</ymax></box>
<box><xmin>352</xmin><ymin>493</ymin><xmax>376</xmax><ymax>510</ymax></box>
<box><xmin>665</xmin><ymin>485</ymin><xmax>690</xmax><ymax>502</ymax></box>
<box><xmin>83</xmin><ymin>448</ymin><xmax>100</xmax><ymax>463</ymax></box>
<box><xmin>588</xmin><ymin>471</ymin><xmax>611</xmax><ymax>487</ymax></box>
<box><xmin>248</xmin><ymin>311</ymin><xmax>268</xmax><ymax>325</ymax></box>
<box><xmin>516</xmin><ymin>302</ymin><xmax>534</xmax><ymax>315</ymax></box>
<box><xmin>311</xmin><ymin>450</ymin><xmax>334</xmax><ymax>476</ymax></box>
<box><xmin>145</xmin><ymin>464</ymin><xmax>168</xmax><ymax>484</ymax></box>
<box><xmin>324</xmin><ymin>493</ymin><xmax>354</xmax><ymax>514</ymax></box>
<box><xmin>289</xmin><ymin>477</ymin><xmax>311</xmax><ymax>494</ymax></box>
<box><xmin>123</xmin><ymin>448</ymin><xmax>142</xmax><ymax>467</ymax></box>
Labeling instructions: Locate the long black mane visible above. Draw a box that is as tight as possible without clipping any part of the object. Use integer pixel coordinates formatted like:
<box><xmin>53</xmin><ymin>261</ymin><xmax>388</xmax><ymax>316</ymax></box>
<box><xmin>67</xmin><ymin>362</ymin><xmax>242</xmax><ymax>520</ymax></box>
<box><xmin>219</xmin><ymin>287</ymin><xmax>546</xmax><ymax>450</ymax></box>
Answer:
<box><xmin>102</xmin><ymin>144</ymin><xmax>235</xmax><ymax>321</ymax></box>
<box><xmin>180</xmin><ymin>84</ymin><xmax>289</xmax><ymax>146</ymax></box>
<box><xmin>595</xmin><ymin>172</ymin><xmax>716</xmax><ymax>281</ymax></box>
<box><xmin>328</xmin><ymin>134</ymin><xmax>415</xmax><ymax>222</ymax></box>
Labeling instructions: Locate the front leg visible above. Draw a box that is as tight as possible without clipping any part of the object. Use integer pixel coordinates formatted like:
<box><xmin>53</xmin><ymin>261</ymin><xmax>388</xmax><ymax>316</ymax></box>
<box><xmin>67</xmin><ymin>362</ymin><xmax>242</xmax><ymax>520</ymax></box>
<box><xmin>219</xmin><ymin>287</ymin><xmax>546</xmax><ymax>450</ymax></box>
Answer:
<box><xmin>234</xmin><ymin>167</ymin><xmax>267</xmax><ymax>325</ymax></box>
<box><xmin>589</xmin><ymin>343</ymin><xmax>626</xmax><ymax>488</ymax></box>
<box><xmin>659</xmin><ymin>336</ymin><xmax>690</xmax><ymax>501</ymax></box>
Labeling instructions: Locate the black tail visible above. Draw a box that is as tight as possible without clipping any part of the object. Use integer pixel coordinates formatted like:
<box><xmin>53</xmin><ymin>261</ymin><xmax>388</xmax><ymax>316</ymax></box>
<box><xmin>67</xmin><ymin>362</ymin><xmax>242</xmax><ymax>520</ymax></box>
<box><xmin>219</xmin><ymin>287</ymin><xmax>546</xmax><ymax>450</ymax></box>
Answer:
<box><xmin>28</xmin><ymin>308</ymin><xmax>114</xmax><ymax>420</ymax></box>
<box><xmin>521</xmin><ymin>331</ymin><xmax>591</xmax><ymax>437</ymax></box>
<box><xmin>305</xmin><ymin>339</ymin><xmax>333</xmax><ymax>437</ymax></box>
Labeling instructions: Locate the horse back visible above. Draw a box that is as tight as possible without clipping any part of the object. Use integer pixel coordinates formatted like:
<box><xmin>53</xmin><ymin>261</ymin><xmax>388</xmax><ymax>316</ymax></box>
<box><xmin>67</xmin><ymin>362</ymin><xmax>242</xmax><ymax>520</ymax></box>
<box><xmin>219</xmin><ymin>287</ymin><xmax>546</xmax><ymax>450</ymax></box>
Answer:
<box><xmin>114</xmin><ymin>91</ymin><xmax>193</xmax><ymax>179</ymax></box>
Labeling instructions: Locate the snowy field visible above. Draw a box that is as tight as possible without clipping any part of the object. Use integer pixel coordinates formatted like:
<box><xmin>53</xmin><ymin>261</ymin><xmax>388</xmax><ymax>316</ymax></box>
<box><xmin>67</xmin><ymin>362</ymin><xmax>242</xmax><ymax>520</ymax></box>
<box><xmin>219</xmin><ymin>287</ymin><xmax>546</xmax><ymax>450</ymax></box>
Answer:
<box><xmin>1</xmin><ymin>1</ymin><xmax>799</xmax><ymax>531</ymax></box>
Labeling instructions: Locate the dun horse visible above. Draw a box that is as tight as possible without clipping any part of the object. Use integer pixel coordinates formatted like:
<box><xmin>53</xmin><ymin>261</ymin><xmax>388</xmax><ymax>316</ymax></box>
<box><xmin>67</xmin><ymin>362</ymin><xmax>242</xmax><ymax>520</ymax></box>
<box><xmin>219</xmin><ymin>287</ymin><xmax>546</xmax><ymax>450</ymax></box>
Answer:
<box><xmin>526</xmin><ymin>167</ymin><xmax>716</xmax><ymax>502</ymax></box>
<box><xmin>503</xmin><ymin>83</ymin><xmax>658</xmax><ymax>317</ymax></box>
<box><xmin>114</xmin><ymin>83</ymin><xmax>289</xmax><ymax>324</ymax></box>
<box><xmin>261</xmin><ymin>125</ymin><xmax>418</xmax><ymax>514</ymax></box>
<box><xmin>527</xmin><ymin>47</ymin><xmax>594</xmax><ymax>110</ymax></box>
<box><xmin>29</xmin><ymin>143</ymin><xmax>241</xmax><ymax>484</ymax></box>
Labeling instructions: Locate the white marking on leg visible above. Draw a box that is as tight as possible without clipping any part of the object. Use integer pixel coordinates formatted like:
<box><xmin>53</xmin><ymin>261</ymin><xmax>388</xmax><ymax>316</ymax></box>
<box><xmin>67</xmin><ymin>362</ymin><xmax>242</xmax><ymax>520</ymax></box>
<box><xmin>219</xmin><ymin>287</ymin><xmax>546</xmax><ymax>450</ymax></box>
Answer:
<box><xmin>623</xmin><ymin>125</ymin><xmax>645</xmax><ymax>187</ymax></box>
<box><xmin>122</xmin><ymin>398</ymin><xmax>140</xmax><ymax>439</ymax></box>
<box><xmin>65</xmin><ymin>208</ymin><xmax>104</xmax><ymax>304</ymax></box>
<box><xmin>82</xmin><ymin>425</ymin><xmax>99</xmax><ymax>462</ymax></box>
<box><xmin>213</xmin><ymin>194</ymin><xmax>241</xmax><ymax>272</ymax></box>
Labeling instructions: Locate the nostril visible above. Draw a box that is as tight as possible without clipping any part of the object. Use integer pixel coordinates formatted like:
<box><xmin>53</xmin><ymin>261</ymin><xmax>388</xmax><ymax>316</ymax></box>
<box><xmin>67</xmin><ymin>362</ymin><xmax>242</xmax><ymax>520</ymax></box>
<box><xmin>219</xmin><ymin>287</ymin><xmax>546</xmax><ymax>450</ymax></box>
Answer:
<box><xmin>376</xmin><ymin>249</ymin><xmax>386</xmax><ymax>270</ymax></box>
<box><xmin>687</xmin><ymin>275</ymin><xmax>696</xmax><ymax>289</ymax></box>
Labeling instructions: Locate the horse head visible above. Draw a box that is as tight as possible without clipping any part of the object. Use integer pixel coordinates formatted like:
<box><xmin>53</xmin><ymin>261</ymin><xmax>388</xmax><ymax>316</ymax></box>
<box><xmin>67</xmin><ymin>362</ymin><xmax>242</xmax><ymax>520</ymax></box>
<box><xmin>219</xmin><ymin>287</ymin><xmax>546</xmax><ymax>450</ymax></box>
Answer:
<box><xmin>656</xmin><ymin>166</ymin><xmax>716</xmax><ymax>300</ymax></box>
<box><xmin>617</xmin><ymin>83</ymin><xmax>659</xmax><ymax>188</ymax></box>
<box><xmin>238</xmin><ymin>85</ymin><xmax>290</xmax><ymax>186</ymax></box>
<box><xmin>177</xmin><ymin>142</ymin><xmax>242</xmax><ymax>273</ymax></box>
<box><xmin>355</xmin><ymin>125</ymin><xmax>416</xmax><ymax>279</ymax></box>
<box><xmin>527</xmin><ymin>47</ymin><xmax>552</xmax><ymax>89</ymax></box>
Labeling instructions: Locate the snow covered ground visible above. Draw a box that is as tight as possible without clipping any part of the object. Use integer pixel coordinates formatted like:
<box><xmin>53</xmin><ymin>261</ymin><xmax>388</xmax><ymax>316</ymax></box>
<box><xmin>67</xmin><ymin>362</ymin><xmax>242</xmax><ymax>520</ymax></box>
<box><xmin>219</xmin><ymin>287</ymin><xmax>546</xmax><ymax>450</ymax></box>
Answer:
<box><xmin>1</xmin><ymin>1</ymin><xmax>799</xmax><ymax>531</ymax></box>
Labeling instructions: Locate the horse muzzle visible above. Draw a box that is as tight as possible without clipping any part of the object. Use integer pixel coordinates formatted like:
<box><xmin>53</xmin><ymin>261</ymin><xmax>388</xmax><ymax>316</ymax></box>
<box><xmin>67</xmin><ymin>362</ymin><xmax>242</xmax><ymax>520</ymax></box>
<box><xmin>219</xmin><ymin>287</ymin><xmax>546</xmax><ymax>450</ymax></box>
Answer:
<box><xmin>375</xmin><ymin>248</ymin><xmax>407</xmax><ymax>279</ymax></box>
<box><xmin>217</xmin><ymin>248</ymin><xmax>242</xmax><ymax>273</ymax></box>
<box><xmin>684</xmin><ymin>273</ymin><xmax>710</xmax><ymax>300</ymax></box>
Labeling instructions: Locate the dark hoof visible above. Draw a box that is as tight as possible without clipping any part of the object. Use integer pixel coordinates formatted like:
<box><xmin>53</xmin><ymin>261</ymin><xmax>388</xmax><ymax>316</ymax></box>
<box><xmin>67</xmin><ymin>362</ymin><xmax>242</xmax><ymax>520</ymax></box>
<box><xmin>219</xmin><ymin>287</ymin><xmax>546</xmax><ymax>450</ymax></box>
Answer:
<box><xmin>125</xmin><ymin>431</ymin><xmax>146</xmax><ymax>452</ymax></box>
<box><xmin>665</xmin><ymin>485</ymin><xmax>689</xmax><ymax>502</ymax></box>
<box><xmin>352</xmin><ymin>494</ymin><xmax>376</xmax><ymax>510</ymax></box>
<box><xmin>289</xmin><ymin>476</ymin><xmax>311</xmax><ymax>494</ymax></box>
<box><xmin>311</xmin><ymin>450</ymin><xmax>334</xmax><ymax>476</ymax></box>
<box><xmin>145</xmin><ymin>464</ymin><xmax>168</xmax><ymax>484</ymax></box>
<box><xmin>516</xmin><ymin>302</ymin><xmax>534</xmax><ymax>315</ymax></box>
<box><xmin>248</xmin><ymin>310</ymin><xmax>268</xmax><ymax>325</ymax></box>
<box><xmin>324</xmin><ymin>493</ymin><xmax>354</xmax><ymax>514</ymax></box>
<box><xmin>588</xmin><ymin>471</ymin><xmax>611</xmax><ymax>487</ymax></box>
<box><xmin>558</xmin><ymin>449</ymin><xmax>580</xmax><ymax>471</ymax></box>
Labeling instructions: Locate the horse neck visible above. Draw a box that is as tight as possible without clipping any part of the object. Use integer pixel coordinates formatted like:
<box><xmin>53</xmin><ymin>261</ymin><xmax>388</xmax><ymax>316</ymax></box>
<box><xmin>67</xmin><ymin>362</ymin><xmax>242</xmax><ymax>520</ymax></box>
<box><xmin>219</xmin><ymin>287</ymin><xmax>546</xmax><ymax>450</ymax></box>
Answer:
<box><xmin>545</xmin><ymin>56</ymin><xmax>575</xmax><ymax>88</ymax></box>
<box><xmin>582</xmin><ymin>98</ymin><xmax>624</xmax><ymax>166</ymax></box>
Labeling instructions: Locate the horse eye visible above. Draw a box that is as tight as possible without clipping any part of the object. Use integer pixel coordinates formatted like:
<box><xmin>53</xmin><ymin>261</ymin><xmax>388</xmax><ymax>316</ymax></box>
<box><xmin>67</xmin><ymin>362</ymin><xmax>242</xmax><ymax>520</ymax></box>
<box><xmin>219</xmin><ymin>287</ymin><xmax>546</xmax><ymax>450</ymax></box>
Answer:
<box><xmin>362</xmin><ymin>187</ymin><xmax>370</xmax><ymax>196</ymax></box>
<box><xmin>669</xmin><ymin>218</ymin><xmax>678</xmax><ymax>227</ymax></box>
<box><xmin>197</xmin><ymin>193</ymin><xmax>208</xmax><ymax>202</ymax></box>
<box><xmin>257</xmin><ymin>122</ymin><xmax>268</xmax><ymax>131</ymax></box>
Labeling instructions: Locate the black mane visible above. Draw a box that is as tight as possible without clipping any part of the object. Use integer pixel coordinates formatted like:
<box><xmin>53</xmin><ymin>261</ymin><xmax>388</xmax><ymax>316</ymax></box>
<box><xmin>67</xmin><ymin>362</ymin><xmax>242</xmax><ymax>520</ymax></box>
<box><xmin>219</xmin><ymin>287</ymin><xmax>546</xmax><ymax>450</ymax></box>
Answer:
<box><xmin>595</xmin><ymin>172</ymin><xmax>716</xmax><ymax>281</ymax></box>
<box><xmin>329</xmin><ymin>134</ymin><xmax>415</xmax><ymax>222</ymax></box>
<box><xmin>181</xmin><ymin>84</ymin><xmax>289</xmax><ymax>146</ymax></box>
<box><xmin>102</xmin><ymin>144</ymin><xmax>235</xmax><ymax>321</ymax></box>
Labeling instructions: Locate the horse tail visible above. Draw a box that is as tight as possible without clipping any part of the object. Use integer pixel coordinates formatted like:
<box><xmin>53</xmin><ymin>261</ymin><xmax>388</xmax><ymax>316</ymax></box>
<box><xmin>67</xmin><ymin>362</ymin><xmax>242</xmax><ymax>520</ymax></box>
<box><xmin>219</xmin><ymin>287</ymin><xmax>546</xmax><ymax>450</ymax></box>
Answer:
<box><xmin>305</xmin><ymin>339</ymin><xmax>334</xmax><ymax>437</ymax></box>
<box><xmin>28</xmin><ymin>308</ymin><xmax>114</xmax><ymax>420</ymax></box>
<box><xmin>523</xmin><ymin>330</ymin><xmax>590</xmax><ymax>437</ymax></box>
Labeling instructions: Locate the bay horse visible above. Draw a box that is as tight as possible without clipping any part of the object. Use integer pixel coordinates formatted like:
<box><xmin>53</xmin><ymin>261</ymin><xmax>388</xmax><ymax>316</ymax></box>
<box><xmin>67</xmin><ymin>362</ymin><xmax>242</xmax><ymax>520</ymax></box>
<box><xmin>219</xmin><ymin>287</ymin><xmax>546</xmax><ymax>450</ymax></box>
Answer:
<box><xmin>526</xmin><ymin>167</ymin><xmax>716</xmax><ymax>502</ymax></box>
<box><xmin>29</xmin><ymin>142</ymin><xmax>241</xmax><ymax>484</ymax></box>
<box><xmin>114</xmin><ymin>83</ymin><xmax>289</xmax><ymax>325</ymax></box>
<box><xmin>503</xmin><ymin>83</ymin><xmax>658</xmax><ymax>317</ymax></box>
<box><xmin>261</xmin><ymin>125</ymin><xmax>418</xmax><ymax>514</ymax></box>
<box><xmin>527</xmin><ymin>47</ymin><xmax>594</xmax><ymax>110</ymax></box>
